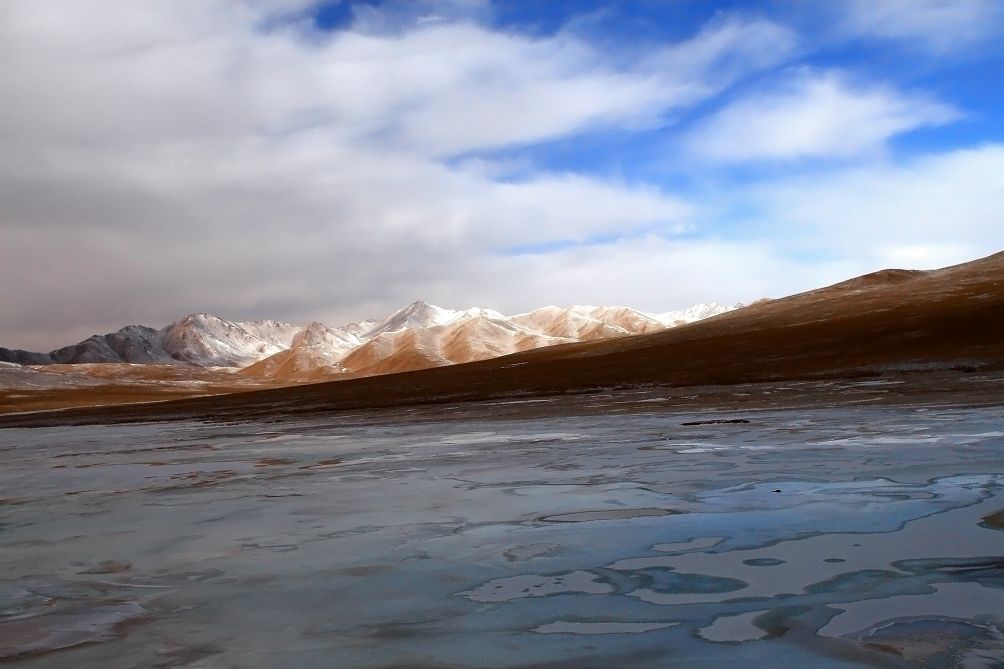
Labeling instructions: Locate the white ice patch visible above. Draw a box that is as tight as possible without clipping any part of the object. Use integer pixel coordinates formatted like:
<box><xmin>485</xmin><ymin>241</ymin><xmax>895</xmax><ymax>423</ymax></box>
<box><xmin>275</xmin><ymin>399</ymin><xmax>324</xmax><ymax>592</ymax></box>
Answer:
<box><xmin>439</xmin><ymin>432</ymin><xmax>583</xmax><ymax>445</ymax></box>
<box><xmin>463</xmin><ymin>571</ymin><xmax>613</xmax><ymax>603</ymax></box>
<box><xmin>534</xmin><ymin>621</ymin><xmax>678</xmax><ymax>634</ymax></box>
<box><xmin>698</xmin><ymin>610</ymin><xmax>770</xmax><ymax>643</ymax></box>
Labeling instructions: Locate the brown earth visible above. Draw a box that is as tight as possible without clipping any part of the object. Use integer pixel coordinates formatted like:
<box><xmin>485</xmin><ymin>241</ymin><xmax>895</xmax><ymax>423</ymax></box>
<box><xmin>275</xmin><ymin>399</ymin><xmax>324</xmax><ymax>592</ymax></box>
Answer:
<box><xmin>0</xmin><ymin>363</ymin><xmax>269</xmax><ymax>413</ymax></box>
<box><xmin>2</xmin><ymin>250</ymin><xmax>1003</xmax><ymax>427</ymax></box>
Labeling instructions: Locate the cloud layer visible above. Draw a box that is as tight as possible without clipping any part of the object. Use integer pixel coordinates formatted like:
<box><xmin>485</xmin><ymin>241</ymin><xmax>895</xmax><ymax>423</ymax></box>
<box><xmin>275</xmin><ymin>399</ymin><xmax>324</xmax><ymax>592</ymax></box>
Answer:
<box><xmin>1</xmin><ymin>1</ymin><xmax>1002</xmax><ymax>350</ymax></box>
<box><xmin>839</xmin><ymin>0</ymin><xmax>1004</xmax><ymax>53</ymax></box>
<box><xmin>687</xmin><ymin>70</ymin><xmax>960</xmax><ymax>162</ymax></box>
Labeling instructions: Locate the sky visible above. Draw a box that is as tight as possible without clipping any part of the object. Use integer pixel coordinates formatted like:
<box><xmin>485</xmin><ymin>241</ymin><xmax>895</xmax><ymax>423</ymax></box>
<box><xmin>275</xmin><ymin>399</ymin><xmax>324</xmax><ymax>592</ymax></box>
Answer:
<box><xmin>2</xmin><ymin>0</ymin><xmax>1004</xmax><ymax>350</ymax></box>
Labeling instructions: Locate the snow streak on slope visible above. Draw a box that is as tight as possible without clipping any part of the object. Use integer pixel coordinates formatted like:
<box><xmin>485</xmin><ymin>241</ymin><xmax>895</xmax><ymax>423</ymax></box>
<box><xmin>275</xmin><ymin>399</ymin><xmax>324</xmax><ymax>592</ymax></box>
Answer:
<box><xmin>240</xmin><ymin>323</ymin><xmax>363</xmax><ymax>382</ymax></box>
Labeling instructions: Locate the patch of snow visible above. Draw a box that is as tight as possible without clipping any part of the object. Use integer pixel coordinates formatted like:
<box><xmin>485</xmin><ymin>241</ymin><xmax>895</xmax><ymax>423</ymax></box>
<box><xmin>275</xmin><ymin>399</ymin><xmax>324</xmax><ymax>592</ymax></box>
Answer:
<box><xmin>652</xmin><ymin>302</ymin><xmax>742</xmax><ymax>327</ymax></box>
<box><xmin>363</xmin><ymin>301</ymin><xmax>462</xmax><ymax>337</ymax></box>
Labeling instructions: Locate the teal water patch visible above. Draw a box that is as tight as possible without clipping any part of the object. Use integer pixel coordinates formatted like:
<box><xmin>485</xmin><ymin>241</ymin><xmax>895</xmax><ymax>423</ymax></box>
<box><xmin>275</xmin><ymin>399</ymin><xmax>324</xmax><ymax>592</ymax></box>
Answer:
<box><xmin>806</xmin><ymin>570</ymin><xmax>905</xmax><ymax>595</ymax></box>
<box><xmin>635</xmin><ymin>569</ymin><xmax>748</xmax><ymax>595</ymax></box>
<box><xmin>743</xmin><ymin>558</ymin><xmax>786</xmax><ymax>566</ymax></box>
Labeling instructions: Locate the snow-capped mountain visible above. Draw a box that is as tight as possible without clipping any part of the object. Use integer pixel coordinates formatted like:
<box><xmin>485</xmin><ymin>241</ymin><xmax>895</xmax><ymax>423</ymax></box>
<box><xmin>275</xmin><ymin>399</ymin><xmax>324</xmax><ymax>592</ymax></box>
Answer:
<box><xmin>159</xmin><ymin>314</ymin><xmax>300</xmax><ymax>367</ymax></box>
<box><xmin>655</xmin><ymin>302</ymin><xmax>738</xmax><ymax>327</ymax></box>
<box><xmin>0</xmin><ymin>314</ymin><xmax>301</xmax><ymax>368</ymax></box>
<box><xmin>240</xmin><ymin>322</ymin><xmax>362</xmax><ymax>381</ymax></box>
<box><xmin>0</xmin><ymin>301</ymin><xmax>742</xmax><ymax>382</ymax></box>
<box><xmin>240</xmin><ymin>301</ymin><xmax>740</xmax><ymax>382</ymax></box>
<box><xmin>292</xmin><ymin>322</ymin><xmax>363</xmax><ymax>351</ymax></box>
<box><xmin>363</xmin><ymin>300</ymin><xmax>461</xmax><ymax>338</ymax></box>
<box><xmin>511</xmin><ymin>305</ymin><xmax>667</xmax><ymax>340</ymax></box>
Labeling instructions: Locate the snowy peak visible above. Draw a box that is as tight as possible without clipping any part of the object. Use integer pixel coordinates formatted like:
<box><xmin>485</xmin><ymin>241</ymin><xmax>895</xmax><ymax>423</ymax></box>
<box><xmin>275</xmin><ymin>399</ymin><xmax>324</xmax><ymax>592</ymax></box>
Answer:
<box><xmin>364</xmin><ymin>301</ymin><xmax>460</xmax><ymax>338</ymax></box>
<box><xmin>240</xmin><ymin>322</ymin><xmax>356</xmax><ymax>382</ymax></box>
<box><xmin>291</xmin><ymin>322</ymin><xmax>361</xmax><ymax>352</ymax></box>
<box><xmin>340</xmin><ymin>319</ymin><xmax>378</xmax><ymax>338</ymax></box>
<box><xmin>454</xmin><ymin>307</ymin><xmax>507</xmax><ymax>322</ymax></box>
<box><xmin>511</xmin><ymin>305</ymin><xmax>665</xmax><ymax>340</ymax></box>
<box><xmin>655</xmin><ymin>302</ymin><xmax>740</xmax><ymax>327</ymax></box>
<box><xmin>160</xmin><ymin>313</ymin><xmax>298</xmax><ymax>367</ymax></box>
<box><xmin>236</xmin><ymin>319</ymin><xmax>302</xmax><ymax>350</ymax></box>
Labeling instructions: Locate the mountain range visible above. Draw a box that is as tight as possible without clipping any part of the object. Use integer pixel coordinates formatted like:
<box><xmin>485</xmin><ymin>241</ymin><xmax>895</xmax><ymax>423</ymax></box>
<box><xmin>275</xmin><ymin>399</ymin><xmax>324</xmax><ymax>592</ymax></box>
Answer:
<box><xmin>0</xmin><ymin>301</ymin><xmax>740</xmax><ymax>383</ymax></box>
<box><xmin>4</xmin><ymin>250</ymin><xmax>1004</xmax><ymax>424</ymax></box>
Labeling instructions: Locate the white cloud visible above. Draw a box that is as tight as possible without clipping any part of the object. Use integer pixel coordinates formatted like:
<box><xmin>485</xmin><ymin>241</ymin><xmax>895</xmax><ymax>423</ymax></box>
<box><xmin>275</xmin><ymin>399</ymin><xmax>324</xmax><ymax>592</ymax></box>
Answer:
<box><xmin>485</xmin><ymin>144</ymin><xmax>1004</xmax><ymax>319</ymax></box>
<box><xmin>840</xmin><ymin>0</ymin><xmax>1004</xmax><ymax>53</ymax></box>
<box><xmin>644</xmin><ymin>15</ymin><xmax>800</xmax><ymax>88</ymax></box>
<box><xmin>470</xmin><ymin>144</ymin><xmax>1004</xmax><ymax>326</ymax></box>
<box><xmin>0</xmin><ymin>3</ymin><xmax>798</xmax><ymax>158</ymax></box>
<box><xmin>742</xmin><ymin>144</ymin><xmax>1004</xmax><ymax>267</ymax></box>
<box><xmin>686</xmin><ymin>70</ymin><xmax>960</xmax><ymax>163</ymax></box>
<box><xmin>0</xmin><ymin>1</ymin><xmax>804</xmax><ymax>349</ymax></box>
<box><xmin>474</xmin><ymin>237</ymin><xmax>859</xmax><ymax>314</ymax></box>
<box><xmin>473</xmin><ymin>140</ymin><xmax>1004</xmax><ymax>312</ymax></box>
<box><xmin>1</xmin><ymin>1</ymin><xmax>997</xmax><ymax>355</ymax></box>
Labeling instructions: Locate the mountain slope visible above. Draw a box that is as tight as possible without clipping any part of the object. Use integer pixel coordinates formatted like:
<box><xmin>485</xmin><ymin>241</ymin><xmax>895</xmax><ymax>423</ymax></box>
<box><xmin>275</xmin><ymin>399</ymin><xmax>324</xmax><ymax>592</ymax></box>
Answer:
<box><xmin>0</xmin><ymin>326</ymin><xmax>171</xmax><ymax>365</ymax></box>
<box><xmin>158</xmin><ymin>314</ymin><xmax>298</xmax><ymax>367</ymax></box>
<box><xmin>238</xmin><ymin>322</ymin><xmax>363</xmax><ymax>382</ymax></box>
<box><xmin>0</xmin><ymin>315</ymin><xmax>301</xmax><ymax>368</ymax></box>
<box><xmin>7</xmin><ymin>250</ymin><xmax>1002</xmax><ymax>427</ymax></box>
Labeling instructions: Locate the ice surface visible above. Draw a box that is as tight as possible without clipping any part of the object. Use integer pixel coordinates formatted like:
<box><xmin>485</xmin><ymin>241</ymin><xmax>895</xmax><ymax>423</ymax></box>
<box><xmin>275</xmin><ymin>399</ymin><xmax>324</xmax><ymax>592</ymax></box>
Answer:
<box><xmin>1</xmin><ymin>405</ymin><xmax>1003</xmax><ymax>667</ymax></box>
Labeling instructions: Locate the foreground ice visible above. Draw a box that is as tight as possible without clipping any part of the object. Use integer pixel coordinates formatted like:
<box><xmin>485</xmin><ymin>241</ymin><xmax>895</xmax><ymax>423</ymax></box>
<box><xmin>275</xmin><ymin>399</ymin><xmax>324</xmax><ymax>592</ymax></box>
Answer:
<box><xmin>1</xmin><ymin>404</ymin><xmax>1003</xmax><ymax>667</ymax></box>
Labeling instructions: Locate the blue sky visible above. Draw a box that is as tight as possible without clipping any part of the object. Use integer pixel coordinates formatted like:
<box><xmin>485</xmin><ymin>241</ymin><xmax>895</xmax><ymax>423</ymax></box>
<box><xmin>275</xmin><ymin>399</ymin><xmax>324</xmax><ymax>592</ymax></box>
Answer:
<box><xmin>2</xmin><ymin>0</ymin><xmax>1003</xmax><ymax>348</ymax></box>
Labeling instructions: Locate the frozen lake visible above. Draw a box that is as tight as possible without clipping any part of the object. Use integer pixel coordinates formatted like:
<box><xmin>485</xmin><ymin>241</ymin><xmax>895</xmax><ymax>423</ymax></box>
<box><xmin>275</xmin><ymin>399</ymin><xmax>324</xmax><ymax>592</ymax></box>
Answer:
<box><xmin>2</xmin><ymin>404</ymin><xmax>1004</xmax><ymax>667</ymax></box>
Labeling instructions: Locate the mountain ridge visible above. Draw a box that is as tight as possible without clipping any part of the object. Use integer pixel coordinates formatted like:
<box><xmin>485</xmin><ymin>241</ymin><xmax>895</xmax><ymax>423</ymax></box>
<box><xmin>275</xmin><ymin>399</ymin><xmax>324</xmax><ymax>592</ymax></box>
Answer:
<box><xmin>0</xmin><ymin>301</ymin><xmax>742</xmax><ymax>383</ymax></box>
